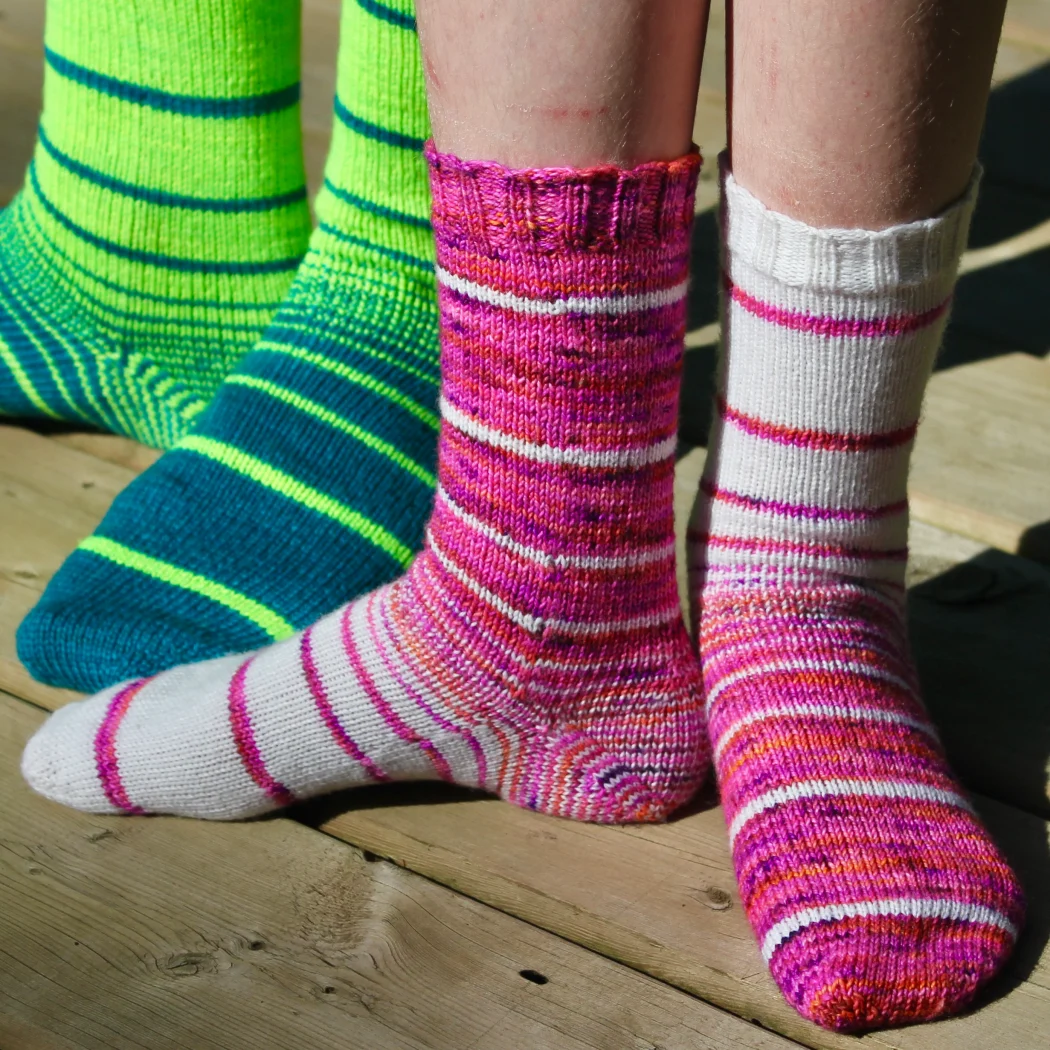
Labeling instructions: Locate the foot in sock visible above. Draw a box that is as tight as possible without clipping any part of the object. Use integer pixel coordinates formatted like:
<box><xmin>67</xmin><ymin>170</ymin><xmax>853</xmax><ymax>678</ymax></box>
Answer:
<box><xmin>18</xmin><ymin>0</ymin><xmax>440</xmax><ymax>691</ymax></box>
<box><xmin>688</xmin><ymin>161</ymin><xmax>1024</xmax><ymax>1031</ymax></box>
<box><xmin>0</xmin><ymin>0</ymin><xmax>310</xmax><ymax>447</ymax></box>
<box><xmin>22</xmin><ymin>147</ymin><xmax>709</xmax><ymax>825</ymax></box>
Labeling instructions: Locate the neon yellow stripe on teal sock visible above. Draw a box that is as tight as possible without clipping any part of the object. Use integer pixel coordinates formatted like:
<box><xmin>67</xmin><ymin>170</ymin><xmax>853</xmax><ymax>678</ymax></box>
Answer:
<box><xmin>275</xmin><ymin>316</ymin><xmax>438</xmax><ymax>384</ymax></box>
<box><xmin>79</xmin><ymin>535</ymin><xmax>295</xmax><ymax>639</ymax></box>
<box><xmin>226</xmin><ymin>374</ymin><xmax>437</xmax><ymax>487</ymax></box>
<box><xmin>256</xmin><ymin>340</ymin><xmax>440</xmax><ymax>429</ymax></box>
<box><xmin>180</xmin><ymin>435</ymin><xmax>416</xmax><ymax>566</ymax></box>
<box><xmin>0</xmin><ymin>337</ymin><xmax>65</xmax><ymax>419</ymax></box>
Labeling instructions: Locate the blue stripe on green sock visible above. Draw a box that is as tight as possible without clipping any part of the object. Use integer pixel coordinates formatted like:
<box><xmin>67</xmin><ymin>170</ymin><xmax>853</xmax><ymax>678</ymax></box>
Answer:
<box><xmin>44</xmin><ymin>47</ymin><xmax>301</xmax><ymax>118</ymax></box>
<box><xmin>355</xmin><ymin>0</ymin><xmax>416</xmax><ymax>32</ymax></box>
<box><xmin>29</xmin><ymin>164</ymin><xmax>305</xmax><ymax>275</ymax></box>
<box><xmin>2</xmin><ymin>1</ymin><xmax>310</xmax><ymax>446</ymax></box>
<box><xmin>322</xmin><ymin>178</ymin><xmax>431</xmax><ymax>230</ymax></box>
<box><xmin>38</xmin><ymin>127</ymin><xmax>307</xmax><ymax>213</ymax></box>
<box><xmin>333</xmin><ymin>97</ymin><xmax>427</xmax><ymax>152</ymax></box>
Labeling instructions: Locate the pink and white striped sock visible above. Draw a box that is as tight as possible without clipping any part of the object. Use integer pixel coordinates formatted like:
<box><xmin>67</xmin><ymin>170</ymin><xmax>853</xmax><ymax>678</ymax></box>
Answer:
<box><xmin>689</xmin><ymin>158</ymin><xmax>1024</xmax><ymax>1031</ymax></box>
<box><xmin>22</xmin><ymin>146</ymin><xmax>709</xmax><ymax>825</ymax></box>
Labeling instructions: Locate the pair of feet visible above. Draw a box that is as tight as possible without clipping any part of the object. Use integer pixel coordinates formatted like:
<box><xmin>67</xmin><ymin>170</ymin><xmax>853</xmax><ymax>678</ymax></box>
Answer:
<box><xmin>20</xmin><ymin>148</ymin><xmax>1024</xmax><ymax>1033</ymax></box>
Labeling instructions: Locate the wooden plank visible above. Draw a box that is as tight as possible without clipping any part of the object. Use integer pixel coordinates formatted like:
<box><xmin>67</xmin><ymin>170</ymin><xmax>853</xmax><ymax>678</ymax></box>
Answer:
<box><xmin>301</xmin><ymin>0</ymin><xmax>339</xmax><ymax>137</ymax></box>
<box><xmin>0</xmin><ymin>426</ymin><xmax>137</xmax><ymax>590</ymax></box>
<box><xmin>1002</xmin><ymin>0</ymin><xmax>1050</xmax><ymax>50</ymax></box>
<box><xmin>904</xmin><ymin>519</ymin><xmax>988</xmax><ymax>587</ymax></box>
<box><xmin>0</xmin><ymin>575</ymin><xmax>81</xmax><ymax>710</ymax></box>
<box><xmin>50</xmin><ymin>432</ymin><xmax>162</xmax><ymax>474</ymax></box>
<box><xmin>0</xmin><ymin>30</ymin><xmax>42</xmax><ymax>205</ymax></box>
<box><xmin>677</xmin><ymin>446</ymin><xmax>1050</xmax><ymax>821</ymax></box>
<box><xmin>910</xmin><ymin>354</ymin><xmax>1050</xmax><ymax>560</ymax></box>
<box><xmin>960</xmin><ymin>213</ymin><xmax>1050</xmax><ymax>276</ymax></box>
<box><xmin>304</xmin><ymin>125</ymin><xmax>333</xmax><ymax>204</ymax></box>
<box><xmin>693</xmin><ymin>0</ymin><xmax>727</xmax><ymax>189</ymax></box>
<box><xmin>0</xmin><ymin>431</ymin><xmax>994</xmax><ymax>635</ymax></box>
<box><xmin>0</xmin><ymin>0</ymin><xmax>46</xmax><ymax>46</ymax></box>
<box><xmin>306</xmin><ymin>783</ymin><xmax>1050</xmax><ymax>1050</ymax></box>
<box><xmin>0</xmin><ymin>427</ymin><xmax>140</xmax><ymax>706</ymax></box>
<box><xmin>0</xmin><ymin>689</ymin><xmax>802</xmax><ymax>1050</ymax></box>
<box><xmin>674</xmin><ymin>448</ymin><xmax>994</xmax><ymax>600</ymax></box>
<box><xmin>992</xmin><ymin>37</ymin><xmax>1050</xmax><ymax>84</ymax></box>
<box><xmin>5</xmin><ymin>423</ymin><xmax>1050</xmax><ymax>1049</ymax></box>
<box><xmin>1001</xmin><ymin>19</ymin><xmax>1050</xmax><ymax>53</ymax></box>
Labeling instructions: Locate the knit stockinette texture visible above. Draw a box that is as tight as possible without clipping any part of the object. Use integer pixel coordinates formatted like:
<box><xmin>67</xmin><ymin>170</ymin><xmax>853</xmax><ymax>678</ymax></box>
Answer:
<box><xmin>688</xmin><ymin>159</ymin><xmax>1024</xmax><ymax>1031</ymax></box>
<box><xmin>18</xmin><ymin>0</ymin><xmax>440</xmax><ymax>692</ymax></box>
<box><xmin>22</xmin><ymin>146</ymin><xmax>709</xmax><ymax>825</ymax></box>
<box><xmin>0</xmin><ymin>0</ymin><xmax>310</xmax><ymax>447</ymax></box>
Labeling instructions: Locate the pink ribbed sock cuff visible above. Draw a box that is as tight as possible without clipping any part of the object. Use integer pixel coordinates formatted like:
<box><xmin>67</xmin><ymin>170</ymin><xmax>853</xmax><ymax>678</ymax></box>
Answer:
<box><xmin>426</xmin><ymin>143</ymin><xmax>701</xmax><ymax>255</ymax></box>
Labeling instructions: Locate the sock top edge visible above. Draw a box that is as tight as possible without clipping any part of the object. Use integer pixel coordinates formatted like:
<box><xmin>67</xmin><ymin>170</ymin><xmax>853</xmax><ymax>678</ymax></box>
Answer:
<box><xmin>426</xmin><ymin>142</ymin><xmax>701</xmax><ymax>255</ymax></box>
<box><xmin>719</xmin><ymin>152</ymin><xmax>979</xmax><ymax>293</ymax></box>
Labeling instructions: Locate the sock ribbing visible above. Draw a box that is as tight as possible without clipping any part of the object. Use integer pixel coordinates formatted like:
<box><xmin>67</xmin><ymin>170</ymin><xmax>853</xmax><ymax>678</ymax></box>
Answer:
<box><xmin>689</xmin><ymin>159</ymin><xmax>1023</xmax><ymax>1031</ymax></box>
<box><xmin>18</xmin><ymin>0</ymin><xmax>443</xmax><ymax>691</ymax></box>
<box><xmin>22</xmin><ymin>147</ymin><xmax>708</xmax><ymax>826</ymax></box>
<box><xmin>0</xmin><ymin>0</ymin><xmax>311</xmax><ymax>447</ymax></box>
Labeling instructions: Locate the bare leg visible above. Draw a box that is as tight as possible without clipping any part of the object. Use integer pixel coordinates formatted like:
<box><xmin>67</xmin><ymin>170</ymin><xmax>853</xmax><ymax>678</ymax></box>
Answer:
<box><xmin>729</xmin><ymin>0</ymin><xmax>1007</xmax><ymax>226</ymax></box>
<box><xmin>416</xmin><ymin>0</ymin><xmax>709</xmax><ymax>167</ymax></box>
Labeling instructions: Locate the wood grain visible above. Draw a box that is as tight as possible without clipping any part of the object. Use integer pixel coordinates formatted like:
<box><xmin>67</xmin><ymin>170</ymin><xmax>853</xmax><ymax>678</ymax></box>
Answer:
<box><xmin>0</xmin><ymin>426</ymin><xmax>137</xmax><ymax>591</ymax></box>
<box><xmin>307</xmin><ymin>782</ymin><xmax>1050</xmax><ymax>1050</ymax></box>
<box><xmin>911</xmin><ymin>549</ymin><xmax>1050</xmax><ymax>818</ymax></box>
<box><xmin>1</xmin><ymin>689</ymin><xmax>803</xmax><ymax>1050</ymax></box>
<box><xmin>49</xmin><ymin>433</ymin><xmax>162</xmax><ymax>475</ymax></box>
<box><xmin>2</xmin><ymin>422</ymin><xmax>1049</xmax><ymax>1049</ymax></box>
<box><xmin>0</xmin><ymin>575</ymin><xmax>81</xmax><ymax>710</ymax></box>
<box><xmin>910</xmin><ymin>354</ymin><xmax>1050</xmax><ymax>560</ymax></box>
<box><xmin>2</xmin><ymin>2</ymin><xmax>1049</xmax><ymax>1044</ymax></box>
<box><xmin>1002</xmin><ymin>0</ymin><xmax>1050</xmax><ymax>49</ymax></box>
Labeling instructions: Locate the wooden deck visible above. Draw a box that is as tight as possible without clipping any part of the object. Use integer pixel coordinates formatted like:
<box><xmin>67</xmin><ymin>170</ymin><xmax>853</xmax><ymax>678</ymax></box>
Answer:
<box><xmin>2</xmin><ymin>1</ymin><xmax>1049</xmax><ymax>1047</ymax></box>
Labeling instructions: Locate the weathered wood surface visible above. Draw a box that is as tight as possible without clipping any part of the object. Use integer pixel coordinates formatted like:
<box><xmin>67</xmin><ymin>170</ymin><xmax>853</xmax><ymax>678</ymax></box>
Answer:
<box><xmin>2</xmin><ymin>421</ymin><xmax>1049</xmax><ymax>1050</ymax></box>
<box><xmin>909</xmin><ymin>354</ymin><xmax>1050</xmax><ymax>560</ymax></box>
<box><xmin>2</xmin><ymin>688</ymin><xmax>803</xmax><ymax>1050</ymax></box>
<box><xmin>910</xmin><ymin>548</ymin><xmax>1050</xmax><ymax>819</ymax></box>
<box><xmin>50</xmin><ymin>432</ymin><xmax>163</xmax><ymax>474</ymax></box>
<box><xmin>675</xmin><ymin>444</ymin><xmax>1050</xmax><ymax>822</ymax></box>
<box><xmin>311</xmin><ymin>788</ymin><xmax>1050</xmax><ymax>1050</ymax></box>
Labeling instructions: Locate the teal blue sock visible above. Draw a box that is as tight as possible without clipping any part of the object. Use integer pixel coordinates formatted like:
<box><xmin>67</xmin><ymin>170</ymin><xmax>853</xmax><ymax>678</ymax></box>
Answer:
<box><xmin>18</xmin><ymin>0</ymin><xmax>439</xmax><ymax>691</ymax></box>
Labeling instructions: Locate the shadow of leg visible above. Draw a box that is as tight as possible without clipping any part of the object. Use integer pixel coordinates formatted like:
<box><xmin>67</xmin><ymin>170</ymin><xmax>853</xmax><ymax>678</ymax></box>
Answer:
<box><xmin>910</xmin><ymin>547</ymin><xmax>1050</xmax><ymax>1001</ymax></box>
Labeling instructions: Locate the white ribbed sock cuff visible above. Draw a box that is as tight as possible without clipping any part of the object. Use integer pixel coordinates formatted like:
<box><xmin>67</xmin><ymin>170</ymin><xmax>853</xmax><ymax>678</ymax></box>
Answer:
<box><xmin>720</xmin><ymin>153</ymin><xmax>979</xmax><ymax>297</ymax></box>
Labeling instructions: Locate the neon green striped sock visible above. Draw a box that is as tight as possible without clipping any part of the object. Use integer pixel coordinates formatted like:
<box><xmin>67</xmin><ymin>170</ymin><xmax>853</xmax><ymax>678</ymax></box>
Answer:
<box><xmin>20</xmin><ymin>0</ymin><xmax>441</xmax><ymax>691</ymax></box>
<box><xmin>0</xmin><ymin>0</ymin><xmax>311</xmax><ymax>449</ymax></box>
